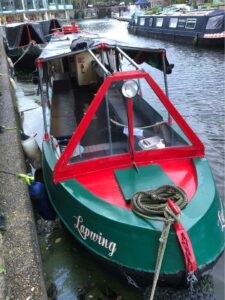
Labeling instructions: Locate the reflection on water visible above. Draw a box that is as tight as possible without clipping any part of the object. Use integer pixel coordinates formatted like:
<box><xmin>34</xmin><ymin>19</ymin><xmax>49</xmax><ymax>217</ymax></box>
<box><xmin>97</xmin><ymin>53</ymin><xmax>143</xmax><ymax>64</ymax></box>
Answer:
<box><xmin>16</xmin><ymin>19</ymin><xmax>224</xmax><ymax>300</ymax></box>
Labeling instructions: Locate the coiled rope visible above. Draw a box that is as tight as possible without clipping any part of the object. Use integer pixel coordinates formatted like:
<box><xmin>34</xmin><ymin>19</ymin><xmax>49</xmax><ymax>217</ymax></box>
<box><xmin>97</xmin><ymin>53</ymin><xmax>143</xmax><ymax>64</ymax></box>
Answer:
<box><xmin>131</xmin><ymin>185</ymin><xmax>188</xmax><ymax>300</ymax></box>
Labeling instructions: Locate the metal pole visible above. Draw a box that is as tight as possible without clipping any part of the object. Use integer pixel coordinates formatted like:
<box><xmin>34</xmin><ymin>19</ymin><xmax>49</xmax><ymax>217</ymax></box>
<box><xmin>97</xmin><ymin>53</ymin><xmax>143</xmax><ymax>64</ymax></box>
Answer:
<box><xmin>116</xmin><ymin>46</ymin><xmax>141</xmax><ymax>70</ymax></box>
<box><xmin>38</xmin><ymin>63</ymin><xmax>48</xmax><ymax>135</ymax></box>
<box><xmin>162</xmin><ymin>52</ymin><xmax>169</xmax><ymax>97</ymax></box>
<box><xmin>99</xmin><ymin>49</ymin><xmax>113</xmax><ymax>154</ymax></box>
<box><xmin>87</xmin><ymin>48</ymin><xmax>111</xmax><ymax>76</ymax></box>
<box><xmin>162</xmin><ymin>51</ymin><xmax>172</xmax><ymax>124</ymax></box>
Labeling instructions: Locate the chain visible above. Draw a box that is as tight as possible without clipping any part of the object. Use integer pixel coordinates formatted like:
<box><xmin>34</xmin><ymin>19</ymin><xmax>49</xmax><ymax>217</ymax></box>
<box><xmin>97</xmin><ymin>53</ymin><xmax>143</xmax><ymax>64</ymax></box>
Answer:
<box><xmin>124</xmin><ymin>273</ymin><xmax>140</xmax><ymax>289</ymax></box>
<box><xmin>181</xmin><ymin>232</ymin><xmax>198</xmax><ymax>293</ymax></box>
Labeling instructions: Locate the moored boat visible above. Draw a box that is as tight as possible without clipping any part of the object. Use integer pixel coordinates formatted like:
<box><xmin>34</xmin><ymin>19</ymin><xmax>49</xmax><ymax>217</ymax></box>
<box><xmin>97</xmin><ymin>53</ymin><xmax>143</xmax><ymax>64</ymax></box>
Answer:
<box><xmin>128</xmin><ymin>8</ymin><xmax>225</xmax><ymax>47</ymax></box>
<box><xmin>3</xmin><ymin>19</ymin><xmax>68</xmax><ymax>71</ymax></box>
<box><xmin>36</xmin><ymin>32</ymin><xmax>225</xmax><ymax>291</ymax></box>
<box><xmin>3</xmin><ymin>21</ymin><xmax>46</xmax><ymax>70</ymax></box>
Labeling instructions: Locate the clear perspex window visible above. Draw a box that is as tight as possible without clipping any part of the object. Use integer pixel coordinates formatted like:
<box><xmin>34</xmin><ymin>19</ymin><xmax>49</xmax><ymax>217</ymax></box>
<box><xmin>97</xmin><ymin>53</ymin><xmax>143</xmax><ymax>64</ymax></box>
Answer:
<box><xmin>68</xmin><ymin>78</ymin><xmax>191</xmax><ymax>165</ymax></box>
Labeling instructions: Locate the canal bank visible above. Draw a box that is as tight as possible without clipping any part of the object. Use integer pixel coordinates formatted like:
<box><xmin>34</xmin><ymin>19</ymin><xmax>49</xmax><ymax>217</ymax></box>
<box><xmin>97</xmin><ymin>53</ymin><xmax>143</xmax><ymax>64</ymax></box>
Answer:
<box><xmin>0</xmin><ymin>35</ymin><xmax>48</xmax><ymax>299</ymax></box>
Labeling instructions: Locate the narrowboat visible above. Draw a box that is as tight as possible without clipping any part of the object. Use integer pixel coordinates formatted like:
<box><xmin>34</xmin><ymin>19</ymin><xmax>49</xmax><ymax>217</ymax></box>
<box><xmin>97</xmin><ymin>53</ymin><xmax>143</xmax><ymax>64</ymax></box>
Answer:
<box><xmin>3</xmin><ymin>22</ymin><xmax>46</xmax><ymax>71</ymax></box>
<box><xmin>36</xmin><ymin>32</ymin><xmax>225</xmax><ymax>291</ymax></box>
<box><xmin>128</xmin><ymin>9</ymin><xmax>225</xmax><ymax>47</ymax></box>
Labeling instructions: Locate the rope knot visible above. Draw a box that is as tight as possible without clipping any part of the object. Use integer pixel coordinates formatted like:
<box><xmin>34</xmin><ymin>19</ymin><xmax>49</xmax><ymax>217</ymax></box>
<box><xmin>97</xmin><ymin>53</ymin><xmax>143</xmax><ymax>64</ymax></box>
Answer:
<box><xmin>131</xmin><ymin>184</ymin><xmax>187</xmax><ymax>221</ymax></box>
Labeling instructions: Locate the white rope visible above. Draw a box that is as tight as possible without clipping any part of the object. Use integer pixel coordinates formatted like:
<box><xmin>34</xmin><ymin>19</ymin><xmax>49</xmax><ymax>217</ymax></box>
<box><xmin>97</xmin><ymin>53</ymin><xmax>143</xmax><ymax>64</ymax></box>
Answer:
<box><xmin>110</xmin><ymin>118</ymin><xmax>166</xmax><ymax>129</ymax></box>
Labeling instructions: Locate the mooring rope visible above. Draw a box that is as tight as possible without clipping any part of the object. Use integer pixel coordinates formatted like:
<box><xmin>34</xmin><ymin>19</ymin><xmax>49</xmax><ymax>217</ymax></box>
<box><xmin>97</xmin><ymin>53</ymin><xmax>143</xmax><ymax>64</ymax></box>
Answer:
<box><xmin>13</xmin><ymin>40</ymin><xmax>37</xmax><ymax>67</ymax></box>
<box><xmin>131</xmin><ymin>185</ymin><xmax>188</xmax><ymax>300</ymax></box>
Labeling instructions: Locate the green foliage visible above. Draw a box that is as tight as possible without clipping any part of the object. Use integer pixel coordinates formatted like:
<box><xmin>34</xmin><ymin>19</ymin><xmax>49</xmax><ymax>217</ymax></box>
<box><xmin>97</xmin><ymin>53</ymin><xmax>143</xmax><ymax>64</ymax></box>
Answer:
<box><xmin>145</xmin><ymin>6</ymin><xmax>161</xmax><ymax>15</ymax></box>
<box><xmin>0</xmin><ymin>266</ymin><xmax>6</xmax><ymax>274</ymax></box>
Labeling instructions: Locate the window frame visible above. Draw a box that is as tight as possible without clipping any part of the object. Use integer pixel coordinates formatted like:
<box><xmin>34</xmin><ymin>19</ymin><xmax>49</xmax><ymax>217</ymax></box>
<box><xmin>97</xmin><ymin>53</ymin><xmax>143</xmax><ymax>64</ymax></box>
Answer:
<box><xmin>169</xmin><ymin>17</ymin><xmax>178</xmax><ymax>28</ymax></box>
<box><xmin>149</xmin><ymin>17</ymin><xmax>153</xmax><ymax>27</ymax></box>
<box><xmin>185</xmin><ymin>18</ymin><xmax>197</xmax><ymax>30</ymax></box>
<box><xmin>156</xmin><ymin>18</ymin><xmax>163</xmax><ymax>28</ymax></box>
<box><xmin>139</xmin><ymin>17</ymin><xmax>146</xmax><ymax>26</ymax></box>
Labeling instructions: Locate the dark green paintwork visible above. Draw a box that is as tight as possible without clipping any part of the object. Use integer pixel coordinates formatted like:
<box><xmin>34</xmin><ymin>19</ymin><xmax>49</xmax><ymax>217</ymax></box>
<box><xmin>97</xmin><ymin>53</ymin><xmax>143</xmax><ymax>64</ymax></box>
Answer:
<box><xmin>42</xmin><ymin>141</ymin><xmax>225</xmax><ymax>275</ymax></box>
<box><xmin>114</xmin><ymin>164</ymin><xmax>173</xmax><ymax>201</ymax></box>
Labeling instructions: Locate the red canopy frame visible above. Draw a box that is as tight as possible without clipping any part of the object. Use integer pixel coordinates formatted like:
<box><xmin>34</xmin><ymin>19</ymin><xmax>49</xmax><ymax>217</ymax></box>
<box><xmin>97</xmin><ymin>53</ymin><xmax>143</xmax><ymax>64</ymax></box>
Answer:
<box><xmin>53</xmin><ymin>70</ymin><xmax>204</xmax><ymax>183</ymax></box>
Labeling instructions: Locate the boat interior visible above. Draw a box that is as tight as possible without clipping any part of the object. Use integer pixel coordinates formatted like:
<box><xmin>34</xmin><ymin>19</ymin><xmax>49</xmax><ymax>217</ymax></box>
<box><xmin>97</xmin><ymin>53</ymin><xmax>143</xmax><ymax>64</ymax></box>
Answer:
<box><xmin>48</xmin><ymin>52</ymin><xmax>188</xmax><ymax>160</ymax></box>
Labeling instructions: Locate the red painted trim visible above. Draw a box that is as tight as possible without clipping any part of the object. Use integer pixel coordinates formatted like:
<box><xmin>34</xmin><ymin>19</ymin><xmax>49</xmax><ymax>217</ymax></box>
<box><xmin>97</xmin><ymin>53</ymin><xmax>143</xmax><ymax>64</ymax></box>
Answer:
<box><xmin>127</xmin><ymin>98</ymin><xmax>135</xmax><ymax>160</ymax></box>
<box><xmin>98</xmin><ymin>43</ymin><xmax>109</xmax><ymax>49</ymax></box>
<box><xmin>44</xmin><ymin>132</ymin><xmax>50</xmax><ymax>141</ymax></box>
<box><xmin>53</xmin><ymin>70</ymin><xmax>204</xmax><ymax>183</ymax></box>
<box><xmin>36</xmin><ymin>59</ymin><xmax>44</xmax><ymax>68</ymax></box>
<box><xmin>26</xmin><ymin>24</ymin><xmax>32</xmax><ymax>43</ymax></box>
<box><xmin>167</xmin><ymin>199</ymin><xmax>181</xmax><ymax>215</ymax></box>
<box><xmin>173</xmin><ymin>222</ymin><xmax>197</xmax><ymax>272</ymax></box>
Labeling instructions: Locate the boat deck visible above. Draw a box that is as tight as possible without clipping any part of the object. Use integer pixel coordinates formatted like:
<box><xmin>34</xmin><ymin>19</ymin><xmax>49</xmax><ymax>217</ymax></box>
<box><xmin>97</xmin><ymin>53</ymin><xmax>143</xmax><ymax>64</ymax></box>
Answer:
<box><xmin>75</xmin><ymin>158</ymin><xmax>197</xmax><ymax>209</ymax></box>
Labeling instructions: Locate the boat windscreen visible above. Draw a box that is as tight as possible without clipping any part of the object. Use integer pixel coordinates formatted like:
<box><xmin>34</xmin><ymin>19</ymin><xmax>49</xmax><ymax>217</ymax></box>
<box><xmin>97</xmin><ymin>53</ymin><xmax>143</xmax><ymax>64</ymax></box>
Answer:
<box><xmin>53</xmin><ymin>71</ymin><xmax>204</xmax><ymax>182</ymax></box>
<box><xmin>68</xmin><ymin>78</ymin><xmax>191</xmax><ymax>165</ymax></box>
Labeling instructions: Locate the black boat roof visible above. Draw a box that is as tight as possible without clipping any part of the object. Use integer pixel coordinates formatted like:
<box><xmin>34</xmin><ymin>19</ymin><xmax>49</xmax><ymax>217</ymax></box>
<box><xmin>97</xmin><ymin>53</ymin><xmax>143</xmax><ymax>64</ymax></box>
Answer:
<box><xmin>5</xmin><ymin>21</ymin><xmax>45</xmax><ymax>49</ymax></box>
<box><xmin>38</xmin><ymin>19</ymin><xmax>62</xmax><ymax>36</ymax></box>
<box><xmin>38</xmin><ymin>33</ymin><xmax>173</xmax><ymax>74</ymax></box>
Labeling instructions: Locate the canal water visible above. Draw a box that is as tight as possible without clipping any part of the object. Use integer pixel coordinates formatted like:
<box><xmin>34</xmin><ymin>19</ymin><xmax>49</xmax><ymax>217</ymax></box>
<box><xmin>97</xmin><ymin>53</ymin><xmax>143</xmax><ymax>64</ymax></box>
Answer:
<box><xmin>15</xmin><ymin>19</ymin><xmax>224</xmax><ymax>300</ymax></box>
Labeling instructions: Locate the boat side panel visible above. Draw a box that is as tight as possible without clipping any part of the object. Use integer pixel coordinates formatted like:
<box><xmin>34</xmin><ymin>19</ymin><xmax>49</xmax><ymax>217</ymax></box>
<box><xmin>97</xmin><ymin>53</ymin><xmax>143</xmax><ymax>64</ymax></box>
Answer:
<box><xmin>128</xmin><ymin>13</ymin><xmax>225</xmax><ymax>47</ymax></box>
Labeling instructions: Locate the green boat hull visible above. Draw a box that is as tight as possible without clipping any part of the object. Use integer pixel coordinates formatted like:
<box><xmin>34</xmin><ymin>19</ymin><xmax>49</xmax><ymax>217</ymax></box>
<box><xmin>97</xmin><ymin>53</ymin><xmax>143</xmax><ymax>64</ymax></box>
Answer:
<box><xmin>42</xmin><ymin>141</ymin><xmax>225</xmax><ymax>283</ymax></box>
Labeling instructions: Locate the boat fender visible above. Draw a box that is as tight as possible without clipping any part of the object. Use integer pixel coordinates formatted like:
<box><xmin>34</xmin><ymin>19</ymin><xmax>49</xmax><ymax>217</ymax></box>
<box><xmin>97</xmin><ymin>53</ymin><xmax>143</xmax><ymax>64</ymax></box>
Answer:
<box><xmin>9</xmin><ymin>77</ymin><xmax>17</xmax><ymax>91</ymax></box>
<box><xmin>193</xmin><ymin>34</ymin><xmax>199</xmax><ymax>47</ymax></box>
<box><xmin>29</xmin><ymin>181</ymin><xmax>56</xmax><ymax>220</ymax></box>
<box><xmin>21</xmin><ymin>133</ymin><xmax>42</xmax><ymax>169</ymax></box>
<box><xmin>7</xmin><ymin>56</ymin><xmax>14</xmax><ymax>69</ymax></box>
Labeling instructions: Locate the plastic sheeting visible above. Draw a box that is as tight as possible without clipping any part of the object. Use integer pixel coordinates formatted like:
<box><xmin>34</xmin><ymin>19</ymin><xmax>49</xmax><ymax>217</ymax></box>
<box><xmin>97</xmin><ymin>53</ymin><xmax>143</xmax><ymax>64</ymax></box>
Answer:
<box><xmin>5</xmin><ymin>22</ymin><xmax>45</xmax><ymax>50</ymax></box>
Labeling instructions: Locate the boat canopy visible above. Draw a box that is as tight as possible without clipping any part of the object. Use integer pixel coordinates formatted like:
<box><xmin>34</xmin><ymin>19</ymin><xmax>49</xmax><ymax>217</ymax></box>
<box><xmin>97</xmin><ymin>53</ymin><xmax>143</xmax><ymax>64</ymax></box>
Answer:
<box><xmin>5</xmin><ymin>22</ymin><xmax>45</xmax><ymax>50</ymax></box>
<box><xmin>38</xmin><ymin>34</ymin><xmax>174</xmax><ymax>74</ymax></box>
<box><xmin>39</xmin><ymin>19</ymin><xmax>62</xmax><ymax>37</ymax></box>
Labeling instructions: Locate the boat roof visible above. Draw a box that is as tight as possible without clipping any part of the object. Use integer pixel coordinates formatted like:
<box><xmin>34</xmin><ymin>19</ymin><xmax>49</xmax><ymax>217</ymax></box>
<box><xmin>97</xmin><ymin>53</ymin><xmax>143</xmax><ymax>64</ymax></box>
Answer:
<box><xmin>38</xmin><ymin>33</ymin><xmax>173</xmax><ymax>74</ymax></box>
<box><xmin>5</xmin><ymin>21</ymin><xmax>40</xmax><ymax>28</ymax></box>
<box><xmin>38</xmin><ymin>19</ymin><xmax>62</xmax><ymax>36</ymax></box>
<box><xmin>144</xmin><ymin>8</ymin><xmax>225</xmax><ymax>17</ymax></box>
<box><xmin>5</xmin><ymin>21</ymin><xmax>45</xmax><ymax>49</ymax></box>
